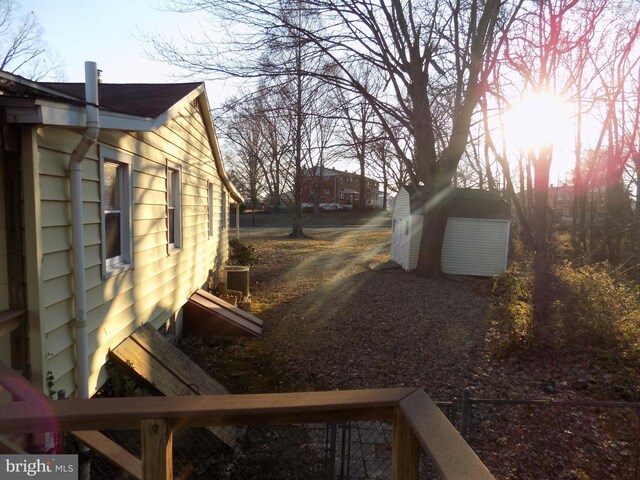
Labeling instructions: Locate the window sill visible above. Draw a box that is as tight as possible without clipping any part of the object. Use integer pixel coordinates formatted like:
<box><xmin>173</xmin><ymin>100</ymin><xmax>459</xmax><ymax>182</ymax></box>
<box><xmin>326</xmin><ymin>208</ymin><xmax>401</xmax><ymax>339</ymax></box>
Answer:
<box><xmin>168</xmin><ymin>245</ymin><xmax>182</xmax><ymax>255</ymax></box>
<box><xmin>104</xmin><ymin>261</ymin><xmax>133</xmax><ymax>279</ymax></box>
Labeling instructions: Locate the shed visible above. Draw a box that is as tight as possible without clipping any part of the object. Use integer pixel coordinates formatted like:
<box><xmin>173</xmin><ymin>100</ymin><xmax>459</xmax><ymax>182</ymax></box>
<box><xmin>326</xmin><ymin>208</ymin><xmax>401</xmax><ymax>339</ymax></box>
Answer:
<box><xmin>391</xmin><ymin>187</ymin><xmax>510</xmax><ymax>276</ymax></box>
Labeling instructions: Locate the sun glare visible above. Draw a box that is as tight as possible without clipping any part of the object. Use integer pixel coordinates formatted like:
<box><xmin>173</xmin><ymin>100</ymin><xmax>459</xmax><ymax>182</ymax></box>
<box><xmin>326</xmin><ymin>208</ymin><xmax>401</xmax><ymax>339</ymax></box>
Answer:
<box><xmin>506</xmin><ymin>92</ymin><xmax>569</xmax><ymax>152</ymax></box>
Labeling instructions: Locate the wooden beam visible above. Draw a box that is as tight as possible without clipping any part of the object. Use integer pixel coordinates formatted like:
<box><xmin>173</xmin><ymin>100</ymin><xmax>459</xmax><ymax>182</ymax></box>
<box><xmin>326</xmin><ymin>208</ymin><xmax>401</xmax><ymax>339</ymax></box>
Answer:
<box><xmin>392</xmin><ymin>407</ymin><xmax>420</xmax><ymax>480</ymax></box>
<box><xmin>0</xmin><ymin>435</ymin><xmax>27</xmax><ymax>454</ymax></box>
<box><xmin>110</xmin><ymin>324</ymin><xmax>235</xmax><ymax>448</ymax></box>
<box><xmin>3</xmin><ymin>148</ymin><xmax>27</xmax><ymax>373</ymax></box>
<box><xmin>125</xmin><ymin>324</ymin><xmax>229</xmax><ymax>396</ymax></box>
<box><xmin>142</xmin><ymin>419</ymin><xmax>172</xmax><ymax>480</ymax></box>
<box><xmin>72</xmin><ymin>431</ymin><xmax>142</xmax><ymax>480</ymax></box>
<box><xmin>399</xmin><ymin>389</ymin><xmax>495</xmax><ymax>480</ymax></box>
<box><xmin>0</xmin><ymin>360</ymin><xmax>31</xmax><ymax>401</ymax></box>
<box><xmin>0</xmin><ymin>310</ymin><xmax>24</xmax><ymax>337</ymax></box>
<box><xmin>0</xmin><ymin>388</ymin><xmax>416</xmax><ymax>434</ymax></box>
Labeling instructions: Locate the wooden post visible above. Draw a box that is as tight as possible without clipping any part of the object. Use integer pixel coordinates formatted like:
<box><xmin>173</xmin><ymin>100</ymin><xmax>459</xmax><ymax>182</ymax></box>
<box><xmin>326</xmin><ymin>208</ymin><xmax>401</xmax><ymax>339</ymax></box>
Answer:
<box><xmin>141</xmin><ymin>419</ymin><xmax>173</xmax><ymax>480</ymax></box>
<box><xmin>392</xmin><ymin>407</ymin><xmax>420</xmax><ymax>480</ymax></box>
<box><xmin>3</xmin><ymin>147</ymin><xmax>27</xmax><ymax>374</ymax></box>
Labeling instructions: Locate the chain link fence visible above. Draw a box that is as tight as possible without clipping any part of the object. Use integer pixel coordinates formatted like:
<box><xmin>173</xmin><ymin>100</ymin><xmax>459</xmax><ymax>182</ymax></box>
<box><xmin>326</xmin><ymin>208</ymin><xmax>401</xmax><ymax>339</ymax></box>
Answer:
<box><xmin>59</xmin><ymin>383</ymin><xmax>640</xmax><ymax>479</ymax></box>
<box><xmin>63</xmin><ymin>420</ymin><xmax>445</xmax><ymax>480</ymax></box>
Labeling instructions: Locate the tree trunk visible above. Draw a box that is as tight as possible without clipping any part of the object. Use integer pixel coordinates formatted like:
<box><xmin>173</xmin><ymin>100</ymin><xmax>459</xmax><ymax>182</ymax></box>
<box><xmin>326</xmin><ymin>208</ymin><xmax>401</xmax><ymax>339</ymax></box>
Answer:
<box><xmin>634</xmin><ymin>154</ymin><xmax>640</xmax><ymax>252</ymax></box>
<box><xmin>359</xmin><ymin>158</ymin><xmax>366</xmax><ymax>210</ymax></box>
<box><xmin>290</xmin><ymin>40</ymin><xmax>305</xmax><ymax>239</ymax></box>
<box><xmin>415</xmin><ymin>198</ymin><xmax>449</xmax><ymax>277</ymax></box>
<box><xmin>495</xmin><ymin>154</ymin><xmax>535</xmax><ymax>248</ymax></box>
<box><xmin>533</xmin><ymin>146</ymin><xmax>552</xmax><ymax>254</ymax></box>
<box><xmin>382</xmin><ymin>159</ymin><xmax>388</xmax><ymax>211</ymax></box>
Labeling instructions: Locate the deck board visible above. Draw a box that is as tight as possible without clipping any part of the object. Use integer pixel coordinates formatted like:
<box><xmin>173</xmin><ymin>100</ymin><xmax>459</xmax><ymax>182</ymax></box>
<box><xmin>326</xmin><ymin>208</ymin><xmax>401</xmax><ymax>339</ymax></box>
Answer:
<box><xmin>72</xmin><ymin>431</ymin><xmax>142</xmax><ymax>480</ymax></box>
<box><xmin>109</xmin><ymin>323</ymin><xmax>236</xmax><ymax>448</ymax></box>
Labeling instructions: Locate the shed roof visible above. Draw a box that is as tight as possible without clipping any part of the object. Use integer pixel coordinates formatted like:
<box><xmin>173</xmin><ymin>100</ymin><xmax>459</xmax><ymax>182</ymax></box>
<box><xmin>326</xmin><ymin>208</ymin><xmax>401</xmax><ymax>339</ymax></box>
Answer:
<box><xmin>403</xmin><ymin>186</ymin><xmax>510</xmax><ymax>219</ymax></box>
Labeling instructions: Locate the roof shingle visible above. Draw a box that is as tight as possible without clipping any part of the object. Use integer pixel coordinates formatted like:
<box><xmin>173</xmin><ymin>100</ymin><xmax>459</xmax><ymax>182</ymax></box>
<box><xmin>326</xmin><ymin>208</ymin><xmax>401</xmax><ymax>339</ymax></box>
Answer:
<box><xmin>39</xmin><ymin>82</ymin><xmax>202</xmax><ymax>118</ymax></box>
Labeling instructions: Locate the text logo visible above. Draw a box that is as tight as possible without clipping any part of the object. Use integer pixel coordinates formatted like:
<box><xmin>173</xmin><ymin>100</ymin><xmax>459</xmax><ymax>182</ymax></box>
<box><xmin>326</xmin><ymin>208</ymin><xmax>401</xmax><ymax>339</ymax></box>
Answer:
<box><xmin>0</xmin><ymin>455</ymin><xmax>77</xmax><ymax>479</ymax></box>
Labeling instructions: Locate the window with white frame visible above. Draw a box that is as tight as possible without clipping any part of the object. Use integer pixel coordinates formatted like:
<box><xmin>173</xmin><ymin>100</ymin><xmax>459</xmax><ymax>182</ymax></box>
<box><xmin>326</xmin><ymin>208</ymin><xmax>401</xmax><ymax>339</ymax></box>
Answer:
<box><xmin>101</xmin><ymin>148</ymin><xmax>132</xmax><ymax>275</ymax></box>
<box><xmin>208</xmin><ymin>181</ymin><xmax>214</xmax><ymax>238</ymax></box>
<box><xmin>167</xmin><ymin>163</ymin><xmax>182</xmax><ymax>249</ymax></box>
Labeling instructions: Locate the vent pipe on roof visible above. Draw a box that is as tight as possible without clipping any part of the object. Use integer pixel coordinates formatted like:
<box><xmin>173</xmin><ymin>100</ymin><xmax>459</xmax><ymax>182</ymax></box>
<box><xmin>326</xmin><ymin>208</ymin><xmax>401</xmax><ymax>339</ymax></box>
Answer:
<box><xmin>69</xmin><ymin>61</ymin><xmax>100</xmax><ymax>400</ymax></box>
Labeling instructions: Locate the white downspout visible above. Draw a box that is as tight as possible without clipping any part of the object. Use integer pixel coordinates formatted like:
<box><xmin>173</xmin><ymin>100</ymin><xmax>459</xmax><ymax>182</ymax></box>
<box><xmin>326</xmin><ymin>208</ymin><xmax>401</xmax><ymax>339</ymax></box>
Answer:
<box><xmin>69</xmin><ymin>61</ymin><xmax>99</xmax><ymax>400</ymax></box>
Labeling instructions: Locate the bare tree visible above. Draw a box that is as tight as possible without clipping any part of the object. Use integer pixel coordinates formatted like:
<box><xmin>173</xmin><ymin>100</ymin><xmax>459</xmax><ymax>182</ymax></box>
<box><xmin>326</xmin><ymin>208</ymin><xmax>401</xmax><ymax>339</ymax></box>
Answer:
<box><xmin>501</xmin><ymin>0</ymin><xmax>606</xmax><ymax>256</ymax></box>
<box><xmin>335</xmin><ymin>66</ymin><xmax>378</xmax><ymax>211</ymax></box>
<box><xmin>293</xmin><ymin>0</ymin><xmax>523</xmax><ymax>275</ymax></box>
<box><xmin>218</xmin><ymin>96</ymin><xmax>266</xmax><ymax>225</ymax></box>
<box><xmin>304</xmin><ymin>90</ymin><xmax>339</xmax><ymax>214</ymax></box>
<box><xmin>151</xmin><ymin>0</ymin><xmax>522</xmax><ymax>275</ymax></box>
<box><xmin>0</xmin><ymin>0</ymin><xmax>62</xmax><ymax>80</ymax></box>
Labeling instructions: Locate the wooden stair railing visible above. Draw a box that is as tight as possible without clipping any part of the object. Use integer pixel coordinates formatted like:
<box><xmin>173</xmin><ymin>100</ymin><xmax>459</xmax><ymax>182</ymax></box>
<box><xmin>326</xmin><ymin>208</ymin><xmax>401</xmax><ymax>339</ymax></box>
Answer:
<box><xmin>0</xmin><ymin>387</ymin><xmax>494</xmax><ymax>480</ymax></box>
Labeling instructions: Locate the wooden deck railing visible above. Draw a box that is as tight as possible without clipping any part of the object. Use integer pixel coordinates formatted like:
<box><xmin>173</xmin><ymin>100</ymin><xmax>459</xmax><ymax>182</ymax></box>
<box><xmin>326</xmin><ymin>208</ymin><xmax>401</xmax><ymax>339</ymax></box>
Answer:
<box><xmin>0</xmin><ymin>387</ymin><xmax>494</xmax><ymax>480</ymax></box>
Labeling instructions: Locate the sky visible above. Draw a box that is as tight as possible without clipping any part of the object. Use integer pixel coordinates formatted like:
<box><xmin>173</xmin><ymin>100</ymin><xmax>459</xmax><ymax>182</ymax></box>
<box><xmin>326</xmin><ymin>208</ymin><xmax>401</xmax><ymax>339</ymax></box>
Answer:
<box><xmin>20</xmin><ymin>0</ymin><xmax>236</xmax><ymax>107</ymax></box>
<box><xmin>18</xmin><ymin>0</ymin><xmax>583</xmax><ymax>181</ymax></box>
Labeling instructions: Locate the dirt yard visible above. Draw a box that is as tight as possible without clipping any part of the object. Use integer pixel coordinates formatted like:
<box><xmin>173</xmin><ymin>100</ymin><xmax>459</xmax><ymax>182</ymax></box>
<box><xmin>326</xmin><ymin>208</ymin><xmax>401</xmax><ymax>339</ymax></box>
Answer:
<box><xmin>179</xmin><ymin>228</ymin><xmax>639</xmax><ymax>479</ymax></box>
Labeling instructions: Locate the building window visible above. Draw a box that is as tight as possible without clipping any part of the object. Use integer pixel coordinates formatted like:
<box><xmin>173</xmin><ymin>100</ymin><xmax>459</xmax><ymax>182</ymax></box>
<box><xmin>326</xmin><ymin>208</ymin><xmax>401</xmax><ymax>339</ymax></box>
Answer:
<box><xmin>208</xmin><ymin>182</ymin><xmax>214</xmax><ymax>238</ymax></box>
<box><xmin>323</xmin><ymin>189</ymin><xmax>330</xmax><ymax>195</ymax></box>
<box><xmin>167</xmin><ymin>163</ymin><xmax>182</xmax><ymax>249</ymax></box>
<box><xmin>101</xmin><ymin>147</ymin><xmax>132</xmax><ymax>276</ymax></box>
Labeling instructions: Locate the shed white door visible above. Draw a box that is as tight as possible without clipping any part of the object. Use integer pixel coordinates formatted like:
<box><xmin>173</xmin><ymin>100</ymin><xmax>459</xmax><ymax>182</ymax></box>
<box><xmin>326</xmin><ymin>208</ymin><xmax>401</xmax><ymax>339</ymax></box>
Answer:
<box><xmin>391</xmin><ymin>217</ymin><xmax>410</xmax><ymax>269</ymax></box>
<box><xmin>441</xmin><ymin>217</ymin><xmax>510</xmax><ymax>276</ymax></box>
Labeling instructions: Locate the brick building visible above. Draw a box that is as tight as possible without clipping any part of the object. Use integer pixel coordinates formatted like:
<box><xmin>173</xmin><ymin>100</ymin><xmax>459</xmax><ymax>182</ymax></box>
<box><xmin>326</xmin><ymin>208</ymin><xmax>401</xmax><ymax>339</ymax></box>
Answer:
<box><xmin>302</xmin><ymin>167</ymin><xmax>381</xmax><ymax>209</ymax></box>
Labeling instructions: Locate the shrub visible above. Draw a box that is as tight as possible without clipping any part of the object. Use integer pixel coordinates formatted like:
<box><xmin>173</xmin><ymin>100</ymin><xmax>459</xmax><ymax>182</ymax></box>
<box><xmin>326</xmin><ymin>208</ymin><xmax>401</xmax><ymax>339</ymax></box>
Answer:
<box><xmin>551</xmin><ymin>261</ymin><xmax>640</xmax><ymax>355</ymax></box>
<box><xmin>488</xmin><ymin>257</ymin><xmax>640</xmax><ymax>363</ymax></box>
<box><xmin>229</xmin><ymin>237</ymin><xmax>257</xmax><ymax>266</ymax></box>
<box><xmin>488</xmin><ymin>258</ymin><xmax>535</xmax><ymax>355</ymax></box>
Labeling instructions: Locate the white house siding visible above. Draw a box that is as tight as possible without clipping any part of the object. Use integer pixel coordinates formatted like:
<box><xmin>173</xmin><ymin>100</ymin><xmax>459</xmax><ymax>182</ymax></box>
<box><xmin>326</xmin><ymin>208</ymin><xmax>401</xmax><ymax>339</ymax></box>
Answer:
<box><xmin>34</xmin><ymin>99</ymin><xmax>230</xmax><ymax>397</ymax></box>
<box><xmin>441</xmin><ymin>217</ymin><xmax>510</xmax><ymax>276</ymax></box>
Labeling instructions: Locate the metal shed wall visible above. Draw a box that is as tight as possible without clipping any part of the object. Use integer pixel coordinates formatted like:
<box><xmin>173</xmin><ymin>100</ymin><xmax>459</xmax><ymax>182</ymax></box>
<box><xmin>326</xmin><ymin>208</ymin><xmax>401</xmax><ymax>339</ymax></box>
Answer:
<box><xmin>441</xmin><ymin>217</ymin><xmax>510</xmax><ymax>276</ymax></box>
<box><xmin>391</xmin><ymin>188</ymin><xmax>411</xmax><ymax>269</ymax></box>
<box><xmin>392</xmin><ymin>188</ymin><xmax>411</xmax><ymax>217</ymax></box>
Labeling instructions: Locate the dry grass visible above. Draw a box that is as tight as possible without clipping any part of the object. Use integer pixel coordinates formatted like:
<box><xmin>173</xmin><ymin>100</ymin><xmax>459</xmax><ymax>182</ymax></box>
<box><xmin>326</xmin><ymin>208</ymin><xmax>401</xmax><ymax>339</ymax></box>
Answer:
<box><xmin>178</xmin><ymin>228</ymin><xmax>640</xmax><ymax>479</ymax></box>
<box><xmin>183</xmin><ymin>228</ymin><xmax>492</xmax><ymax>399</ymax></box>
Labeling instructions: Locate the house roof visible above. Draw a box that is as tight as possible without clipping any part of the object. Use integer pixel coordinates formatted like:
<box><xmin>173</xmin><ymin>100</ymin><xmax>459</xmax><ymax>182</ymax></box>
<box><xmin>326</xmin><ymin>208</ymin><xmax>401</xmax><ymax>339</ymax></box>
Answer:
<box><xmin>39</xmin><ymin>82</ymin><xmax>203</xmax><ymax>118</ymax></box>
<box><xmin>0</xmin><ymin>69</ymin><xmax>242</xmax><ymax>202</ymax></box>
